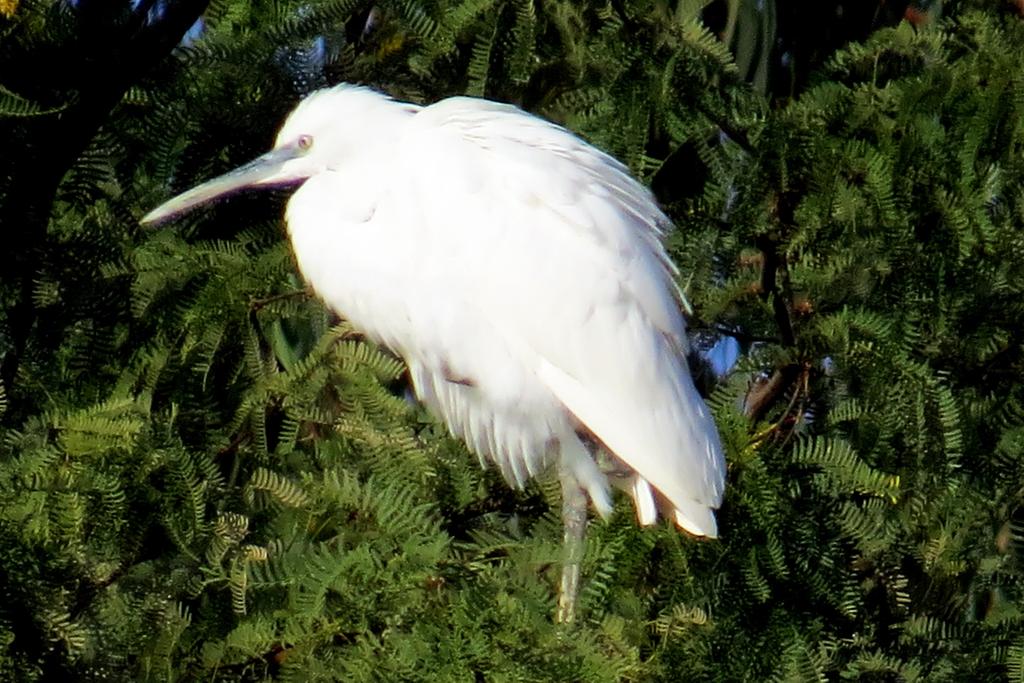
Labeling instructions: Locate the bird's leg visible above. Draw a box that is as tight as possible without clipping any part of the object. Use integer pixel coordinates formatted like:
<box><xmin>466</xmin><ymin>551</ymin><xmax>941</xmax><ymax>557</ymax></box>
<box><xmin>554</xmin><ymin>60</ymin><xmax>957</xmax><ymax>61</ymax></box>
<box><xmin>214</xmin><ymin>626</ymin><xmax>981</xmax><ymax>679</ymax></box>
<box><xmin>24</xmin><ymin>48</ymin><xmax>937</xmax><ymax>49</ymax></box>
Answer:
<box><xmin>557</xmin><ymin>472</ymin><xmax>588</xmax><ymax>624</ymax></box>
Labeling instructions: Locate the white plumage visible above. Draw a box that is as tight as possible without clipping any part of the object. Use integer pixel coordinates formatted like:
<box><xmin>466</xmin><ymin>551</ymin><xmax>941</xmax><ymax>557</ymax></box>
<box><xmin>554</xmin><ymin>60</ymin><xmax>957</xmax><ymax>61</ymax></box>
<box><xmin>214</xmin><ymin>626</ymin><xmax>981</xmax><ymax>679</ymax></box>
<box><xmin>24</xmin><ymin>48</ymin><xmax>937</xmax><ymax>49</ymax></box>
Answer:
<box><xmin>142</xmin><ymin>84</ymin><xmax>726</xmax><ymax>619</ymax></box>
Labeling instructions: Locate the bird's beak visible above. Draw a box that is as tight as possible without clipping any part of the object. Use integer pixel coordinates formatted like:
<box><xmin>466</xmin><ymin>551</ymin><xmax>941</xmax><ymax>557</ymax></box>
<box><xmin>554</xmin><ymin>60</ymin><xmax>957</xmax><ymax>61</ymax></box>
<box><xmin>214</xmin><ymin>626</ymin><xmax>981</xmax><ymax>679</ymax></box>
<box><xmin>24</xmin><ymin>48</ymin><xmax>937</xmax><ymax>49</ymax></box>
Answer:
<box><xmin>140</xmin><ymin>145</ymin><xmax>303</xmax><ymax>226</ymax></box>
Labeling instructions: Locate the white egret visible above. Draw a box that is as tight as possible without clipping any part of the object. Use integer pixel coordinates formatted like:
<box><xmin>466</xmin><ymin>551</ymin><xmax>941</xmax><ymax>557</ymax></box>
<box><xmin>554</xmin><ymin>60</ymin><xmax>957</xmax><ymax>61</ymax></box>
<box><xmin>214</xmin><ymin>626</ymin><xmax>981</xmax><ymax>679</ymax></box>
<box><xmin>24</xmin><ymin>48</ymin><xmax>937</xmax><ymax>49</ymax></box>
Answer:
<box><xmin>142</xmin><ymin>84</ymin><xmax>726</xmax><ymax>623</ymax></box>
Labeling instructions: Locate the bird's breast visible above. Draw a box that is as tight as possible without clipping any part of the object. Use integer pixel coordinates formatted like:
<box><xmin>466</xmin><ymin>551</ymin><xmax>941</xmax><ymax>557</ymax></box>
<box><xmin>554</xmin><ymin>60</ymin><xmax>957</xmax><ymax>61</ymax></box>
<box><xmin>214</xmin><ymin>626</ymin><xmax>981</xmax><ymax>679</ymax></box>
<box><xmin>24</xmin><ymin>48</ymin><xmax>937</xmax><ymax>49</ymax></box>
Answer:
<box><xmin>284</xmin><ymin>173</ymin><xmax>416</xmax><ymax>353</ymax></box>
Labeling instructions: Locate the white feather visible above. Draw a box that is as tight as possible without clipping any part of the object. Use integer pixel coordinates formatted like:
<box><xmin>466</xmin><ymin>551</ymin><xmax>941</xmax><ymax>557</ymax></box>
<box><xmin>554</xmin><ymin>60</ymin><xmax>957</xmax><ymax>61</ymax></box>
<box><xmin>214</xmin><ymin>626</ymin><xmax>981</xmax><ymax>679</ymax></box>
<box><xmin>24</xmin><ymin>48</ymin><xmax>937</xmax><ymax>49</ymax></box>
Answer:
<box><xmin>150</xmin><ymin>84</ymin><xmax>726</xmax><ymax>535</ymax></box>
<box><xmin>631</xmin><ymin>476</ymin><xmax>659</xmax><ymax>527</ymax></box>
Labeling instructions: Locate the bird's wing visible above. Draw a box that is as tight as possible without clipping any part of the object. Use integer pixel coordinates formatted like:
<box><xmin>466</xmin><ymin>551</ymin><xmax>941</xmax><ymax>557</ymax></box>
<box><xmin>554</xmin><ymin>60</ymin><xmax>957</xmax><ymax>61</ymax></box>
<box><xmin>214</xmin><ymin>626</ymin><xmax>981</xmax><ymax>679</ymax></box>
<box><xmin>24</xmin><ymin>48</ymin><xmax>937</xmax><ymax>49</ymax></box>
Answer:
<box><xmin>396</xmin><ymin>97</ymin><xmax>725</xmax><ymax>534</ymax></box>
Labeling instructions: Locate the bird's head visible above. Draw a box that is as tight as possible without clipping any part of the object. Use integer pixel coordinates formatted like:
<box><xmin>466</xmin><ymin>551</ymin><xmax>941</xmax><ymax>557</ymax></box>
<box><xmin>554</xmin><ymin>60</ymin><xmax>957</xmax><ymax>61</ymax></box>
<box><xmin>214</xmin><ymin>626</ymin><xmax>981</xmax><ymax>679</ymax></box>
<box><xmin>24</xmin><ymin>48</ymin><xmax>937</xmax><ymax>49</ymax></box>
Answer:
<box><xmin>141</xmin><ymin>84</ymin><xmax>414</xmax><ymax>226</ymax></box>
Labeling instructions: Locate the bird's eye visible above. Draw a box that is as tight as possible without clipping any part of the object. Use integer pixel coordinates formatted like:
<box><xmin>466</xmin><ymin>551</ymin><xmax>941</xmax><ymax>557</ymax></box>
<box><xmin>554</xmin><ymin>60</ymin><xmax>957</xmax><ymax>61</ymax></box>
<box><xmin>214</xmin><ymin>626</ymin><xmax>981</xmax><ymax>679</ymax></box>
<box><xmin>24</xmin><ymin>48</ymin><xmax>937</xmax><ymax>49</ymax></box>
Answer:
<box><xmin>296</xmin><ymin>134</ymin><xmax>314</xmax><ymax>151</ymax></box>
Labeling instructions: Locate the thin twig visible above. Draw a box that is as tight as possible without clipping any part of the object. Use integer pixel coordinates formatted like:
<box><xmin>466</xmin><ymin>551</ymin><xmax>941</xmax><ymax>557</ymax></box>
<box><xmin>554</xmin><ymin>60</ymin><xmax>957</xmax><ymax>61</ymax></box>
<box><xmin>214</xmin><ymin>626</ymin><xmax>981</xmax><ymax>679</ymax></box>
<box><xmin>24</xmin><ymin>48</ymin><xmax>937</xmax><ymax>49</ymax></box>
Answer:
<box><xmin>755</xmin><ymin>233</ymin><xmax>797</xmax><ymax>348</ymax></box>
<box><xmin>713</xmin><ymin>323</ymin><xmax>782</xmax><ymax>345</ymax></box>
<box><xmin>250</xmin><ymin>288</ymin><xmax>310</xmax><ymax>311</ymax></box>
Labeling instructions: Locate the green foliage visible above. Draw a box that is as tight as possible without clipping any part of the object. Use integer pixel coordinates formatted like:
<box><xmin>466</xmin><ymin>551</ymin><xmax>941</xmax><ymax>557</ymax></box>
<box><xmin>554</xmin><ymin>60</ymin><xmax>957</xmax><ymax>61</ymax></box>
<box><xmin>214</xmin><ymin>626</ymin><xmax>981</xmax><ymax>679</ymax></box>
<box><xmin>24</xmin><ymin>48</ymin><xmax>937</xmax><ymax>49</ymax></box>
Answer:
<box><xmin>4</xmin><ymin>0</ymin><xmax>1024</xmax><ymax>680</ymax></box>
<box><xmin>0</xmin><ymin>83</ymin><xmax>67</xmax><ymax>117</ymax></box>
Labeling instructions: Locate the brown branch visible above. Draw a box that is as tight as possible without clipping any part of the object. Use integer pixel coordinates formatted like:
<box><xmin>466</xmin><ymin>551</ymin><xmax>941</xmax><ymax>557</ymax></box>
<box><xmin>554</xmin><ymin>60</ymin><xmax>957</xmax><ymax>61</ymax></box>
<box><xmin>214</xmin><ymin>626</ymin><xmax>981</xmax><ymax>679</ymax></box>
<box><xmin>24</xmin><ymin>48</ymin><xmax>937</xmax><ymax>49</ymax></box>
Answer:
<box><xmin>250</xmin><ymin>289</ymin><xmax>311</xmax><ymax>312</ymax></box>
<box><xmin>742</xmin><ymin>190</ymin><xmax>803</xmax><ymax>423</ymax></box>
<box><xmin>713</xmin><ymin>323</ymin><xmax>782</xmax><ymax>346</ymax></box>
<box><xmin>743</xmin><ymin>363</ymin><xmax>802</xmax><ymax>422</ymax></box>
<box><xmin>1</xmin><ymin>0</ymin><xmax>212</xmax><ymax>419</ymax></box>
<box><xmin>755</xmin><ymin>233</ymin><xmax>797</xmax><ymax>348</ymax></box>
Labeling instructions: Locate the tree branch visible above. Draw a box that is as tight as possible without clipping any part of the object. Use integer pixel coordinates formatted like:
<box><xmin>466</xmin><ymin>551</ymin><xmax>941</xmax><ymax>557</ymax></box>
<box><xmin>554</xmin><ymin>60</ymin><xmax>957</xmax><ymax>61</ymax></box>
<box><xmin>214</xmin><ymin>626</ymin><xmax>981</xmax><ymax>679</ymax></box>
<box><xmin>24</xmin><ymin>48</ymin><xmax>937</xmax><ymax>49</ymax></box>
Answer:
<box><xmin>755</xmin><ymin>232</ymin><xmax>796</xmax><ymax>348</ymax></box>
<box><xmin>713</xmin><ymin>323</ymin><xmax>782</xmax><ymax>346</ymax></box>
<box><xmin>0</xmin><ymin>1</ymin><xmax>211</xmax><ymax>418</ymax></box>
